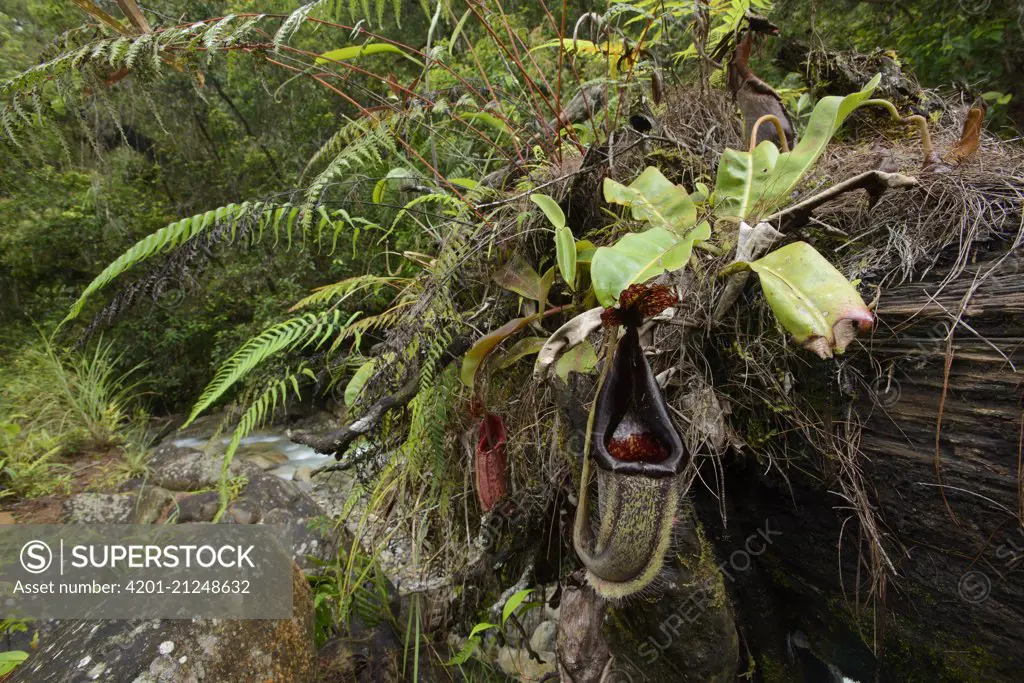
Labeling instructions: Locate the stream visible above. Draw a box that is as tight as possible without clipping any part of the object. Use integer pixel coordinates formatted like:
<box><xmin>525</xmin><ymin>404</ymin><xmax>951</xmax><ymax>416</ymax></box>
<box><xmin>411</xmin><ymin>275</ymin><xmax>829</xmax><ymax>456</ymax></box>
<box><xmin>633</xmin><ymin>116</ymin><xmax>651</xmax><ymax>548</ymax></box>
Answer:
<box><xmin>171</xmin><ymin>432</ymin><xmax>333</xmax><ymax>480</ymax></box>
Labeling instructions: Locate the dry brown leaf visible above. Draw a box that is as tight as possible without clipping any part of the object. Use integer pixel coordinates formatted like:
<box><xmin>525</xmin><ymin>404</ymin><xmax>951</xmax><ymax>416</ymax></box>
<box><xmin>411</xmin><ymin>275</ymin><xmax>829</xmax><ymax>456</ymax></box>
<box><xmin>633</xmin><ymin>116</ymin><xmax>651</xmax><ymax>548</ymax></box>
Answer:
<box><xmin>946</xmin><ymin>106</ymin><xmax>985</xmax><ymax>164</ymax></box>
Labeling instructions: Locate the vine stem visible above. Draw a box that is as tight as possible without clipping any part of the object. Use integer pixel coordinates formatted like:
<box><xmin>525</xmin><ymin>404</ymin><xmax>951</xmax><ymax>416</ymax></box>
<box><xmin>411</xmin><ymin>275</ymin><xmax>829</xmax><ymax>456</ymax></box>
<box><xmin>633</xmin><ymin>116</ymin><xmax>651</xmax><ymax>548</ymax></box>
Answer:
<box><xmin>860</xmin><ymin>99</ymin><xmax>937</xmax><ymax>166</ymax></box>
<box><xmin>748</xmin><ymin>114</ymin><xmax>790</xmax><ymax>152</ymax></box>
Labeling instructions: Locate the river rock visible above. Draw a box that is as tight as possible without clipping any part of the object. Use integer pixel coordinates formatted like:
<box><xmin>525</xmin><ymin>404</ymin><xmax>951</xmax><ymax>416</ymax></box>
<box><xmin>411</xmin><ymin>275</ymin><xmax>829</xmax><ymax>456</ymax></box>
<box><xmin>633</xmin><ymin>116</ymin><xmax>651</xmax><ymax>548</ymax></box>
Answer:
<box><xmin>496</xmin><ymin>646</ymin><xmax>556</xmax><ymax>681</ymax></box>
<box><xmin>8</xmin><ymin>563</ymin><xmax>316</xmax><ymax>683</ymax></box>
<box><xmin>62</xmin><ymin>488</ymin><xmax>174</xmax><ymax>525</ymax></box>
<box><xmin>530</xmin><ymin>620</ymin><xmax>557</xmax><ymax>654</ymax></box>
<box><xmin>148</xmin><ymin>444</ymin><xmax>259</xmax><ymax>492</ymax></box>
<box><xmin>173</xmin><ymin>491</ymin><xmax>220</xmax><ymax>523</ymax></box>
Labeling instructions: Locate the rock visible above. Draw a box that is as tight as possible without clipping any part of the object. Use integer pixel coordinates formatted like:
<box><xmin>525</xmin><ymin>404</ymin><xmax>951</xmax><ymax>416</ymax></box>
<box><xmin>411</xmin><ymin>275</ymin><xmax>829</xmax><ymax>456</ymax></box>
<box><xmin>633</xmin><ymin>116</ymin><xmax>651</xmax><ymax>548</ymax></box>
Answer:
<box><xmin>294</xmin><ymin>466</ymin><xmax>313</xmax><ymax>483</ymax></box>
<box><xmin>262</xmin><ymin>508</ymin><xmax>335</xmax><ymax>572</ymax></box>
<box><xmin>172</xmin><ymin>491</ymin><xmax>220</xmax><ymax>523</ymax></box>
<box><xmin>235</xmin><ymin>473</ymin><xmax>318</xmax><ymax>517</ymax></box>
<box><xmin>148</xmin><ymin>445</ymin><xmax>259</xmax><ymax>492</ymax></box>
<box><xmin>221</xmin><ymin>499</ymin><xmax>260</xmax><ymax>525</ymax></box>
<box><xmin>10</xmin><ymin>563</ymin><xmax>316</xmax><ymax>683</ymax></box>
<box><xmin>62</xmin><ymin>488</ymin><xmax>174</xmax><ymax>524</ymax></box>
<box><xmin>496</xmin><ymin>646</ymin><xmax>556</xmax><ymax>682</ymax></box>
<box><xmin>308</xmin><ymin>470</ymin><xmax>356</xmax><ymax>520</ymax></box>
<box><xmin>530</xmin><ymin>620</ymin><xmax>557</xmax><ymax>655</ymax></box>
<box><xmin>316</xmin><ymin>631</ymin><xmax>401</xmax><ymax>682</ymax></box>
<box><xmin>243</xmin><ymin>453</ymin><xmax>288</xmax><ymax>471</ymax></box>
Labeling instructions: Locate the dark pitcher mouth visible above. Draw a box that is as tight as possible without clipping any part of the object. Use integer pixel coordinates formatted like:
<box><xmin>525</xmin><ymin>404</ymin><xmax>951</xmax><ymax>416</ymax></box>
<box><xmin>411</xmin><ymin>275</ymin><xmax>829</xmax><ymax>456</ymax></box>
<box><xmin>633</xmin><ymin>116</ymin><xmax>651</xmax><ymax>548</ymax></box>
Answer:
<box><xmin>591</xmin><ymin>325</ymin><xmax>688</xmax><ymax>477</ymax></box>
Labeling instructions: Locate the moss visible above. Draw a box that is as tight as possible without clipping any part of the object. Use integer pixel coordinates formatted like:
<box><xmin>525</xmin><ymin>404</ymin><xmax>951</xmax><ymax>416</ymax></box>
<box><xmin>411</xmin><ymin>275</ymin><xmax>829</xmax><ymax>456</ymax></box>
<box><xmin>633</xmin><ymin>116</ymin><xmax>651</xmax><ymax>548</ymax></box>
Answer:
<box><xmin>759</xmin><ymin>654</ymin><xmax>789</xmax><ymax>683</ymax></box>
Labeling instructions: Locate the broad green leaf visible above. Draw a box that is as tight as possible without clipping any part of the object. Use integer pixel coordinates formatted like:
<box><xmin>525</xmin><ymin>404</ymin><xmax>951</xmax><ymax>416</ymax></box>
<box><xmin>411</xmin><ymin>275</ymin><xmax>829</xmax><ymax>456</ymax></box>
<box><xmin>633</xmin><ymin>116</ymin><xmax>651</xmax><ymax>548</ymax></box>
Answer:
<box><xmin>502</xmin><ymin>588</ymin><xmax>535</xmax><ymax>625</ymax></box>
<box><xmin>469</xmin><ymin>621</ymin><xmax>499</xmax><ymax>639</ymax></box>
<box><xmin>493</xmin><ymin>255</ymin><xmax>548</xmax><ymax>305</ymax></box>
<box><xmin>591</xmin><ymin>221</ymin><xmax>710</xmax><ymax>307</ymax></box>
<box><xmin>495</xmin><ymin>336</ymin><xmax>548</xmax><ymax>369</ymax></box>
<box><xmin>555</xmin><ymin>226</ymin><xmax>577</xmax><ymax>290</ymax></box>
<box><xmin>0</xmin><ymin>651</ymin><xmax>28</xmax><ymax>675</ymax></box>
<box><xmin>713</xmin><ymin>75</ymin><xmax>881</xmax><ymax>221</ymax></box>
<box><xmin>372</xmin><ymin>168</ymin><xmax>416</xmax><ymax>204</ymax></box>
<box><xmin>554</xmin><ymin>340</ymin><xmax>597</xmax><ymax>380</ymax></box>
<box><xmin>746</xmin><ymin>242</ymin><xmax>873</xmax><ymax>358</ymax></box>
<box><xmin>460</xmin><ymin>111</ymin><xmax>512</xmax><ymax>136</ymax></box>
<box><xmin>344</xmin><ymin>359</ymin><xmax>377</xmax><ymax>406</ymax></box>
<box><xmin>315</xmin><ymin>43</ymin><xmax>423</xmax><ymax>67</ymax></box>
<box><xmin>603</xmin><ymin>167</ymin><xmax>697</xmax><ymax>236</ymax></box>
<box><xmin>530</xmin><ymin>194</ymin><xmax>566</xmax><ymax>230</ymax></box>
<box><xmin>461</xmin><ymin>316</ymin><xmax>537</xmax><ymax>387</ymax></box>
<box><xmin>575</xmin><ymin>240</ymin><xmax>597</xmax><ymax>264</ymax></box>
<box><xmin>449</xmin><ymin>177</ymin><xmax>479</xmax><ymax>189</ymax></box>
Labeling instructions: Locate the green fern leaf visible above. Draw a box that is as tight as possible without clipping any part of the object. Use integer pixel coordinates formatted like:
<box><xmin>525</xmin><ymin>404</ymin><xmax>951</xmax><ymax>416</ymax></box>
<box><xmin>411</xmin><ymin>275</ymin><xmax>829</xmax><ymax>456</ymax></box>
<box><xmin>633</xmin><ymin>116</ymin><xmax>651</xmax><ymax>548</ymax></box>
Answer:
<box><xmin>185</xmin><ymin>310</ymin><xmax>358</xmax><ymax>426</ymax></box>
<box><xmin>60</xmin><ymin>202</ymin><xmax>268</xmax><ymax>327</ymax></box>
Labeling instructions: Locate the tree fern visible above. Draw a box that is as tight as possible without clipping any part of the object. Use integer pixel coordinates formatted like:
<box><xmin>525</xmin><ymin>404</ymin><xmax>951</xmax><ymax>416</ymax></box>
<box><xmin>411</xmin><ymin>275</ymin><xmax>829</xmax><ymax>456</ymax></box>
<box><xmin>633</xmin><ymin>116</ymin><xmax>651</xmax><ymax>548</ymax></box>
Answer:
<box><xmin>185</xmin><ymin>310</ymin><xmax>359</xmax><ymax>426</ymax></box>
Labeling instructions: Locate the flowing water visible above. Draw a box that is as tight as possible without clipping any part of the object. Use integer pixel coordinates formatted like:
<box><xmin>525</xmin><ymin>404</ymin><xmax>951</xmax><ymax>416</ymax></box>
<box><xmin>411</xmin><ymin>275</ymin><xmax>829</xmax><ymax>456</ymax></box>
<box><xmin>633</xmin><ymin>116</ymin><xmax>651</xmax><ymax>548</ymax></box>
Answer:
<box><xmin>171</xmin><ymin>432</ymin><xmax>332</xmax><ymax>480</ymax></box>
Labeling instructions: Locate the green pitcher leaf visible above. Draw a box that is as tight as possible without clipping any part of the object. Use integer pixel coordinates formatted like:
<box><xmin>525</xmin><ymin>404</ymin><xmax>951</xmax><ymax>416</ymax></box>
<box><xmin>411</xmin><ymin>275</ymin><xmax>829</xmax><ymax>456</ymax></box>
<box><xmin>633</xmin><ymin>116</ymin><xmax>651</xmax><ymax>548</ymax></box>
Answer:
<box><xmin>530</xmin><ymin>193</ymin><xmax>566</xmax><ymax>230</ymax></box>
<box><xmin>747</xmin><ymin>242</ymin><xmax>874</xmax><ymax>358</ymax></box>
<box><xmin>554</xmin><ymin>340</ymin><xmax>597</xmax><ymax>380</ymax></box>
<box><xmin>603</xmin><ymin>167</ymin><xmax>697</xmax><ymax>236</ymax></box>
<box><xmin>575</xmin><ymin>239</ymin><xmax>597</xmax><ymax>264</ymax></box>
<box><xmin>495</xmin><ymin>336</ymin><xmax>548</xmax><ymax>369</ymax></box>
<box><xmin>713</xmin><ymin>75</ymin><xmax>881</xmax><ymax>221</ymax></box>
<box><xmin>540</xmin><ymin>266</ymin><xmax>556</xmax><ymax>306</ymax></box>
<box><xmin>591</xmin><ymin>221</ymin><xmax>710</xmax><ymax>307</ymax></box>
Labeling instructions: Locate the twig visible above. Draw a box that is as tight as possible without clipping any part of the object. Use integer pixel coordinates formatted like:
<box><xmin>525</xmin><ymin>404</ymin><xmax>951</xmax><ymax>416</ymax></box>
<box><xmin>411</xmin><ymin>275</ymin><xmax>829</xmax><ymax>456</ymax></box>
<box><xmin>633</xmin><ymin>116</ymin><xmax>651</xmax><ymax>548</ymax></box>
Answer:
<box><xmin>765</xmin><ymin>170</ymin><xmax>919</xmax><ymax>229</ymax></box>
<box><xmin>292</xmin><ymin>336</ymin><xmax>471</xmax><ymax>457</ymax></box>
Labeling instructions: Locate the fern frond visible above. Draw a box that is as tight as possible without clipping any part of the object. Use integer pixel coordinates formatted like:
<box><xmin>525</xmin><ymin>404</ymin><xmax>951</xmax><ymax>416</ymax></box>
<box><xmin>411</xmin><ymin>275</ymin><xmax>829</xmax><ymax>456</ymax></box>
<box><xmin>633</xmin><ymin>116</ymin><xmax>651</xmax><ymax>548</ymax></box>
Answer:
<box><xmin>275</xmin><ymin>0</ymin><xmax>328</xmax><ymax>49</ymax></box>
<box><xmin>61</xmin><ymin>201</ymin><xmax>276</xmax><ymax>327</ymax></box>
<box><xmin>300</xmin><ymin>120</ymin><xmax>400</xmax><ymax>229</ymax></box>
<box><xmin>328</xmin><ymin>300</ymin><xmax>415</xmax><ymax>353</ymax></box>
<box><xmin>388</xmin><ymin>193</ymin><xmax>467</xmax><ymax>234</ymax></box>
<box><xmin>214</xmin><ymin>364</ymin><xmax>316</xmax><ymax>519</ymax></box>
<box><xmin>186</xmin><ymin>310</ymin><xmax>359</xmax><ymax>426</ymax></box>
<box><xmin>289</xmin><ymin>276</ymin><xmax>414</xmax><ymax>311</ymax></box>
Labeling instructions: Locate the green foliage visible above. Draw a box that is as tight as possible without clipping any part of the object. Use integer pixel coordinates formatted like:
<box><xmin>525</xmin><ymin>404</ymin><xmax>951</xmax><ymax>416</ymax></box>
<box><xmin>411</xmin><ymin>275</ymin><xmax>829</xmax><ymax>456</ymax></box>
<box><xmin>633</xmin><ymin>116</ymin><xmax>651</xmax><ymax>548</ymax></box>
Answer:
<box><xmin>60</xmin><ymin>202</ymin><xmax>268</xmax><ymax>326</ymax></box>
<box><xmin>315</xmin><ymin>43</ymin><xmax>422</xmax><ymax>66</ymax></box>
<box><xmin>0</xmin><ymin>650</ymin><xmax>28</xmax><ymax>676</ymax></box>
<box><xmin>591</xmin><ymin>221</ymin><xmax>711</xmax><ymax>307</ymax></box>
<box><xmin>185</xmin><ymin>310</ymin><xmax>357</xmax><ymax>426</ymax></box>
<box><xmin>461</xmin><ymin>315</ymin><xmax>538</xmax><ymax>388</ymax></box>
<box><xmin>591</xmin><ymin>167</ymin><xmax>709</xmax><ymax>305</ymax></box>
<box><xmin>603</xmin><ymin>166</ymin><xmax>698</xmax><ymax>235</ymax></box>
<box><xmin>713</xmin><ymin>75</ymin><xmax>881</xmax><ymax>221</ymax></box>
<box><xmin>0</xmin><ymin>337</ymin><xmax>147</xmax><ymax>498</ymax></box>
<box><xmin>730</xmin><ymin>241</ymin><xmax>873</xmax><ymax>358</ymax></box>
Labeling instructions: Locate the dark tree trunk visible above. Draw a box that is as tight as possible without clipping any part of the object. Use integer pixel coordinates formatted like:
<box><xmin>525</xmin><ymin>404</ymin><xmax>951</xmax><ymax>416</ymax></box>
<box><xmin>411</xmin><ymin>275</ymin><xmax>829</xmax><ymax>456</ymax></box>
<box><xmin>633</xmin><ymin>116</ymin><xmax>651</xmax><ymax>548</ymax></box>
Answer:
<box><xmin>696</xmin><ymin>252</ymin><xmax>1024</xmax><ymax>682</ymax></box>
